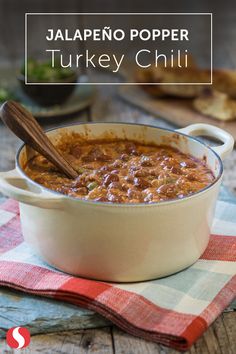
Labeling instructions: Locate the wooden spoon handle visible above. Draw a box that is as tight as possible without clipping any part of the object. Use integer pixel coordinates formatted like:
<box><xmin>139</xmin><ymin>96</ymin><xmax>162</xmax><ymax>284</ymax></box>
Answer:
<box><xmin>0</xmin><ymin>101</ymin><xmax>78</xmax><ymax>179</ymax></box>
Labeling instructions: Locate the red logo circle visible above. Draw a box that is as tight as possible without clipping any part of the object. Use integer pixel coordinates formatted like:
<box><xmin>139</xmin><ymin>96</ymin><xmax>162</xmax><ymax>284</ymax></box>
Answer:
<box><xmin>6</xmin><ymin>327</ymin><xmax>30</xmax><ymax>349</ymax></box>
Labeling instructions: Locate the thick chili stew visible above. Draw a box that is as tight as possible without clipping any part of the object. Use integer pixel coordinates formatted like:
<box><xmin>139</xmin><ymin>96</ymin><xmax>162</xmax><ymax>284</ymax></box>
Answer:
<box><xmin>24</xmin><ymin>136</ymin><xmax>215</xmax><ymax>203</ymax></box>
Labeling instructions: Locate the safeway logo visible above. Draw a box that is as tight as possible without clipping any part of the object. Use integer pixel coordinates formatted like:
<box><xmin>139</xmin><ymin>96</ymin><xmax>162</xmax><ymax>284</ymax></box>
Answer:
<box><xmin>6</xmin><ymin>327</ymin><xmax>30</xmax><ymax>349</ymax></box>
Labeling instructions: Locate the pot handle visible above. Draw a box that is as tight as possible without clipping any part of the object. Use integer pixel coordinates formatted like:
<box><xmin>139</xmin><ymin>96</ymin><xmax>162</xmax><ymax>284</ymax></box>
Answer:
<box><xmin>177</xmin><ymin>123</ymin><xmax>234</xmax><ymax>160</ymax></box>
<box><xmin>0</xmin><ymin>169</ymin><xmax>63</xmax><ymax>209</ymax></box>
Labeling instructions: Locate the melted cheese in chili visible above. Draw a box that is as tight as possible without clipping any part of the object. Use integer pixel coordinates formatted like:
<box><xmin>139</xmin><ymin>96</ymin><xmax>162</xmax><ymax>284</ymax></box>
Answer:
<box><xmin>24</xmin><ymin>137</ymin><xmax>215</xmax><ymax>203</ymax></box>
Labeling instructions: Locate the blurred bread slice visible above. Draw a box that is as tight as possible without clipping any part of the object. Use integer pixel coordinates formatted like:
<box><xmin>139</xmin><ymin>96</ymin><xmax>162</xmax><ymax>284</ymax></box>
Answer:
<box><xmin>198</xmin><ymin>69</ymin><xmax>236</xmax><ymax>98</ymax></box>
<box><xmin>151</xmin><ymin>54</ymin><xmax>209</xmax><ymax>98</ymax></box>
<box><xmin>156</xmin><ymin>68</ymin><xmax>210</xmax><ymax>98</ymax></box>
<box><xmin>213</xmin><ymin>69</ymin><xmax>236</xmax><ymax>98</ymax></box>
<box><xmin>136</xmin><ymin>54</ymin><xmax>198</xmax><ymax>98</ymax></box>
<box><xmin>136</xmin><ymin>68</ymin><xmax>164</xmax><ymax>97</ymax></box>
<box><xmin>136</xmin><ymin>55</ymin><xmax>236</xmax><ymax>100</ymax></box>
<box><xmin>193</xmin><ymin>89</ymin><xmax>236</xmax><ymax>121</ymax></box>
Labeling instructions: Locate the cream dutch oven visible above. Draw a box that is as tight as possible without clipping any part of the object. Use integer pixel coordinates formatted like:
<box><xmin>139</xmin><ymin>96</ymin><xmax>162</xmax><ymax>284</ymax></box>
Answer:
<box><xmin>0</xmin><ymin>122</ymin><xmax>234</xmax><ymax>282</ymax></box>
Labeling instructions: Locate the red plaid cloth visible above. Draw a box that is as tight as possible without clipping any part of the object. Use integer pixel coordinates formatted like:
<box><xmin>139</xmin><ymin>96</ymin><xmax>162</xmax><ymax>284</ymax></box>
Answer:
<box><xmin>0</xmin><ymin>199</ymin><xmax>235</xmax><ymax>350</ymax></box>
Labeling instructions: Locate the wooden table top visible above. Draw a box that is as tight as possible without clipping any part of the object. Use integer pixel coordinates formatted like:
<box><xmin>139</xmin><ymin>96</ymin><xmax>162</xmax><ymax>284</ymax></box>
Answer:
<box><xmin>0</xmin><ymin>80</ymin><xmax>235</xmax><ymax>353</ymax></box>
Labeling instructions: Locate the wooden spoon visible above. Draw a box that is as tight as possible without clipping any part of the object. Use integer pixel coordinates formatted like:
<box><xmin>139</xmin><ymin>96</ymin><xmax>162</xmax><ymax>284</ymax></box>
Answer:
<box><xmin>0</xmin><ymin>100</ymin><xmax>78</xmax><ymax>179</ymax></box>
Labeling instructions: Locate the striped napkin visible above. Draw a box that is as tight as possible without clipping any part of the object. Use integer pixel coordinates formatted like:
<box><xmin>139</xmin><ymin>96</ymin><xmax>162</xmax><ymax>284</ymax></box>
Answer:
<box><xmin>0</xmin><ymin>191</ymin><xmax>235</xmax><ymax>351</ymax></box>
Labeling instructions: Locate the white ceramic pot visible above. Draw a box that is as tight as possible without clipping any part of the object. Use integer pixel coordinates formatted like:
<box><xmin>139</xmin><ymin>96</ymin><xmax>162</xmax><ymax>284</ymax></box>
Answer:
<box><xmin>0</xmin><ymin>123</ymin><xmax>234</xmax><ymax>282</ymax></box>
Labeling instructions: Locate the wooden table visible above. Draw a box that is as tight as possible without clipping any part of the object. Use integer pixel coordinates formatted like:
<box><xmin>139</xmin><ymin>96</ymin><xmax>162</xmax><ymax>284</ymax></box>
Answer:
<box><xmin>0</xmin><ymin>81</ymin><xmax>235</xmax><ymax>353</ymax></box>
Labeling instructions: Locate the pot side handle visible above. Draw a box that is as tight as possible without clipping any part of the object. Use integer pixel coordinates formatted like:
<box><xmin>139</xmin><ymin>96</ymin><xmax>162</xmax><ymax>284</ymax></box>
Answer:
<box><xmin>177</xmin><ymin>123</ymin><xmax>234</xmax><ymax>160</ymax></box>
<box><xmin>0</xmin><ymin>169</ymin><xmax>63</xmax><ymax>209</ymax></box>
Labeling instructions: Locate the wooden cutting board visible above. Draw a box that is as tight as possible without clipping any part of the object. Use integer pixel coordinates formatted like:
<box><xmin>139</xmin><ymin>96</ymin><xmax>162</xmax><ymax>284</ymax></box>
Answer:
<box><xmin>118</xmin><ymin>86</ymin><xmax>236</xmax><ymax>141</ymax></box>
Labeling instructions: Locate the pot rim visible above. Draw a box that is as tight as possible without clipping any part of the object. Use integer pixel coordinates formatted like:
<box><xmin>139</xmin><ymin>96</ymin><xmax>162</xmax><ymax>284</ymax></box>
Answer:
<box><xmin>15</xmin><ymin>121</ymin><xmax>223</xmax><ymax>207</ymax></box>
